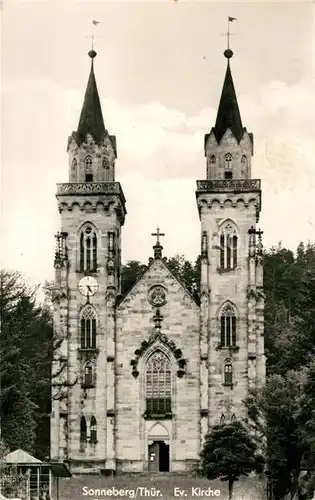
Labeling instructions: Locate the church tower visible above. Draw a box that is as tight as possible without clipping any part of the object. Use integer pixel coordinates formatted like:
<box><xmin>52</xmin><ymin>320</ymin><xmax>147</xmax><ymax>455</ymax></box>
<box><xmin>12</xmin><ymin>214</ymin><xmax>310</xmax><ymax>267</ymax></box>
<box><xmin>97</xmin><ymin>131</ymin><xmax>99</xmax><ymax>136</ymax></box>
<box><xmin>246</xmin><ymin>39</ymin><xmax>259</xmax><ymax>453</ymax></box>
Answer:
<box><xmin>51</xmin><ymin>49</ymin><xmax>126</xmax><ymax>472</ymax></box>
<box><xmin>196</xmin><ymin>48</ymin><xmax>265</xmax><ymax>441</ymax></box>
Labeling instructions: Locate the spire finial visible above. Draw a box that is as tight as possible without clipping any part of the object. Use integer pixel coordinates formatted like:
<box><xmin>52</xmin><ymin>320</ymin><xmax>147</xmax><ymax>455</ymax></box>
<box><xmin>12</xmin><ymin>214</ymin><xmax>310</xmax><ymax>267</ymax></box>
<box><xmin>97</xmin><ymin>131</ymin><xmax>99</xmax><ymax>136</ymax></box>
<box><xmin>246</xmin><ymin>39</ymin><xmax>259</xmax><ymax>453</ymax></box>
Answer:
<box><xmin>88</xmin><ymin>20</ymin><xmax>100</xmax><ymax>58</ymax></box>
<box><xmin>88</xmin><ymin>48</ymin><xmax>97</xmax><ymax>59</ymax></box>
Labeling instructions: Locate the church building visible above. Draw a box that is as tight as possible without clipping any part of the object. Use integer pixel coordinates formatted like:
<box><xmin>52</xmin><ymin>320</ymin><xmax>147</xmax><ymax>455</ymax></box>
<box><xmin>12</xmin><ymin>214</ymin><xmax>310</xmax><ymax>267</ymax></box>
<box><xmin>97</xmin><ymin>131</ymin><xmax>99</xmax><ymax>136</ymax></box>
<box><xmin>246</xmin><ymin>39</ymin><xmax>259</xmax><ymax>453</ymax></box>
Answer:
<box><xmin>50</xmin><ymin>45</ymin><xmax>266</xmax><ymax>474</ymax></box>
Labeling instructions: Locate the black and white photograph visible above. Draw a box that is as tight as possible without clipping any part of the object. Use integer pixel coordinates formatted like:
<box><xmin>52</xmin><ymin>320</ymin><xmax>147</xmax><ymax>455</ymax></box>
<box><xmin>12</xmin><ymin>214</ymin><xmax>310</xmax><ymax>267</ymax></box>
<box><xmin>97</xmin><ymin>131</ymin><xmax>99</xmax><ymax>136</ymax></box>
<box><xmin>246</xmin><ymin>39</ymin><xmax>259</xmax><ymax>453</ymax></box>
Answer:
<box><xmin>1</xmin><ymin>1</ymin><xmax>315</xmax><ymax>499</ymax></box>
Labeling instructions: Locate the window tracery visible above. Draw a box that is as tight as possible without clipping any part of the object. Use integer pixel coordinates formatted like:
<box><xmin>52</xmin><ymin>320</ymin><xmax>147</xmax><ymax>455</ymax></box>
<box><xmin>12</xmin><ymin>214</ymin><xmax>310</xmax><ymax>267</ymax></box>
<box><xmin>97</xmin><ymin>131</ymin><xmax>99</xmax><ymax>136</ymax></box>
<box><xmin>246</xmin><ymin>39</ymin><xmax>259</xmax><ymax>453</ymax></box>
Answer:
<box><xmin>85</xmin><ymin>156</ymin><xmax>93</xmax><ymax>182</ymax></box>
<box><xmin>219</xmin><ymin>221</ymin><xmax>238</xmax><ymax>270</ymax></box>
<box><xmin>80</xmin><ymin>305</ymin><xmax>97</xmax><ymax>349</ymax></box>
<box><xmin>145</xmin><ymin>350</ymin><xmax>171</xmax><ymax>415</ymax></box>
<box><xmin>220</xmin><ymin>302</ymin><xmax>237</xmax><ymax>347</ymax></box>
<box><xmin>79</xmin><ymin>225</ymin><xmax>97</xmax><ymax>272</ymax></box>
<box><xmin>224</xmin><ymin>153</ymin><xmax>233</xmax><ymax>179</ymax></box>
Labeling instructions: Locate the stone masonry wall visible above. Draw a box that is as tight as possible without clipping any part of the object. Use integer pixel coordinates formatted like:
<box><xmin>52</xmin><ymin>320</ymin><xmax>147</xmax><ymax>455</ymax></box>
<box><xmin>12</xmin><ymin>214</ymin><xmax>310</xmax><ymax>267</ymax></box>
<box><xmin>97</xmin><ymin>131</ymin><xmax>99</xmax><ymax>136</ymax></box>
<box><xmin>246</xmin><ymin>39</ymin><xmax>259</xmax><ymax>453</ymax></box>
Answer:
<box><xmin>116</xmin><ymin>259</ymin><xmax>200</xmax><ymax>472</ymax></box>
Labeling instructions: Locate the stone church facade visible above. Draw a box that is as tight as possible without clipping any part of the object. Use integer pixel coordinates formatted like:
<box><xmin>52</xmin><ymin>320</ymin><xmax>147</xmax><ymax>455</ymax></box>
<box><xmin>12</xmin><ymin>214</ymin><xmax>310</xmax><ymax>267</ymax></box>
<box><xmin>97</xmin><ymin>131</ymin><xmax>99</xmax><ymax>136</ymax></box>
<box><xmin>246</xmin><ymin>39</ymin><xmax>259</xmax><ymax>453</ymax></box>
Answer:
<box><xmin>50</xmin><ymin>46</ymin><xmax>266</xmax><ymax>474</ymax></box>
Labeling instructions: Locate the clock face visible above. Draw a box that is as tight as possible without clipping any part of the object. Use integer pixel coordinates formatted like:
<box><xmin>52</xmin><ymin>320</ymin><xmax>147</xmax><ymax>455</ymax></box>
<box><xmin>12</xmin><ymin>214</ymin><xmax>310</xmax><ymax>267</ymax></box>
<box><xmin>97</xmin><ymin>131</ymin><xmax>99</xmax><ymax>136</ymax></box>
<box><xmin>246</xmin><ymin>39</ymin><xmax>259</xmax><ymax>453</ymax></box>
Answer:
<box><xmin>78</xmin><ymin>276</ymin><xmax>98</xmax><ymax>297</ymax></box>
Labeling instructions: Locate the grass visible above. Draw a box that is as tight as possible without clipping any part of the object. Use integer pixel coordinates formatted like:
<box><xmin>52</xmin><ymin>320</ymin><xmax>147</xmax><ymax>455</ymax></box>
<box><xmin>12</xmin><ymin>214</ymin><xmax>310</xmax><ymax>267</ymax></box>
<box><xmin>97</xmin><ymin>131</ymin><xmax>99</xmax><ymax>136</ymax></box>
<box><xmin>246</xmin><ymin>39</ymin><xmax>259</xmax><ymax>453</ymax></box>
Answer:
<box><xmin>59</xmin><ymin>473</ymin><xmax>266</xmax><ymax>500</ymax></box>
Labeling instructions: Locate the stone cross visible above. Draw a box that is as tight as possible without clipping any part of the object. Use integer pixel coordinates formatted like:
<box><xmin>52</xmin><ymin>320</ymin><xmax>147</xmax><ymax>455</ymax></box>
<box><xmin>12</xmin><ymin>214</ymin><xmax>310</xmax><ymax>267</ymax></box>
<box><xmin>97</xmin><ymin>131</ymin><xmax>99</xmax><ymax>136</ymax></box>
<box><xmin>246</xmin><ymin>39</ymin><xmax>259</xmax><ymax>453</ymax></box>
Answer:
<box><xmin>151</xmin><ymin>228</ymin><xmax>165</xmax><ymax>245</ymax></box>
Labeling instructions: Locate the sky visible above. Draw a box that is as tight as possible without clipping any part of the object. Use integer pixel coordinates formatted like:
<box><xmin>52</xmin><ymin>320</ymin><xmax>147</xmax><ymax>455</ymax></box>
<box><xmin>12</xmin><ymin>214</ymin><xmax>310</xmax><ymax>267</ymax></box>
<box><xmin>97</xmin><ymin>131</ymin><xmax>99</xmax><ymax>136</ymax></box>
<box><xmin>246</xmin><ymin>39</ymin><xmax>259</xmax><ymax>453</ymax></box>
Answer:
<box><xmin>1</xmin><ymin>0</ymin><xmax>315</xmax><ymax>291</ymax></box>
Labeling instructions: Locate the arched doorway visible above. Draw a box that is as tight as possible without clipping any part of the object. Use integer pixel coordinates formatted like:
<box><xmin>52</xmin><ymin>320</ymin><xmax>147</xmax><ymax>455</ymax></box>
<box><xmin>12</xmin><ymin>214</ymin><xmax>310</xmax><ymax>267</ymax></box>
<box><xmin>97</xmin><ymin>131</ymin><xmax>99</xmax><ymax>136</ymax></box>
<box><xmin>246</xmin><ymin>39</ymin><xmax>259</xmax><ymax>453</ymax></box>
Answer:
<box><xmin>147</xmin><ymin>423</ymin><xmax>170</xmax><ymax>473</ymax></box>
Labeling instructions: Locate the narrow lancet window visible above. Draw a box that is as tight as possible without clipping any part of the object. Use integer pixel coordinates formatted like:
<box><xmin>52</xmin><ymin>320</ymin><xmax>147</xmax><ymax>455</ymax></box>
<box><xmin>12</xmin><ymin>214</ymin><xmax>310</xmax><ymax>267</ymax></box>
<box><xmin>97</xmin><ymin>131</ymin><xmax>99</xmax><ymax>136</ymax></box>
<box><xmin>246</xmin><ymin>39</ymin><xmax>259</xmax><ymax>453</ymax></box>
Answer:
<box><xmin>90</xmin><ymin>416</ymin><xmax>97</xmax><ymax>444</ymax></box>
<box><xmin>79</xmin><ymin>226</ymin><xmax>97</xmax><ymax>272</ymax></box>
<box><xmin>219</xmin><ymin>223</ymin><xmax>238</xmax><ymax>270</ymax></box>
<box><xmin>224</xmin><ymin>360</ymin><xmax>233</xmax><ymax>386</ymax></box>
<box><xmin>220</xmin><ymin>302</ymin><xmax>237</xmax><ymax>347</ymax></box>
<box><xmin>85</xmin><ymin>156</ymin><xmax>93</xmax><ymax>182</ymax></box>
<box><xmin>224</xmin><ymin>153</ymin><xmax>233</xmax><ymax>179</ymax></box>
<box><xmin>80</xmin><ymin>416</ymin><xmax>87</xmax><ymax>446</ymax></box>
<box><xmin>145</xmin><ymin>350</ymin><xmax>171</xmax><ymax>416</ymax></box>
<box><xmin>71</xmin><ymin>158</ymin><xmax>77</xmax><ymax>182</ymax></box>
<box><xmin>103</xmin><ymin>157</ymin><xmax>110</xmax><ymax>181</ymax></box>
<box><xmin>80</xmin><ymin>305</ymin><xmax>97</xmax><ymax>349</ymax></box>
<box><xmin>83</xmin><ymin>362</ymin><xmax>94</xmax><ymax>387</ymax></box>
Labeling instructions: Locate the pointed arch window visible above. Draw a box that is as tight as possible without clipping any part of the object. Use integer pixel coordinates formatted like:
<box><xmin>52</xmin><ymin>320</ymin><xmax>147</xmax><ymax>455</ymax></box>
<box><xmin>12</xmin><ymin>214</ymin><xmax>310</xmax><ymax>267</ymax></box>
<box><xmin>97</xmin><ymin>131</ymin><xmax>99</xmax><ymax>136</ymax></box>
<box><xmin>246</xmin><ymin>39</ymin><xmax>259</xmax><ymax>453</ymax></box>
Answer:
<box><xmin>80</xmin><ymin>225</ymin><xmax>97</xmax><ymax>272</ymax></box>
<box><xmin>224</xmin><ymin>153</ymin><xmax>233</xmax><ymax>179</ymax></box>
<box><xmin>82</xmin><ymin>361</ymin><xmax>94</xmax><ymax>387</ymax></box>
<box><xmin>90</xmin><ymin>416</ymin><xmax>97</xmax><ymax>444</ymax></box>
<box><xmin>80</xmin><ymin>416</ymin><xmax>87</xmax><ymax>446</ymax></box>
<box><xmin>224</xmin><ymin>360</ymin><xmax>233</xmax><ymax>386</ymax></box>
<box><xmin>219</xmin><ymin>222</ymin><xmax>238</xmax><ymax>270</ymax></box>
<box><xmin>220</xmin><ymin>302</ymin><xmax>237</xmax><ymax>347</ymax></box>
<box><xmin>85</xmin><ymin>156</ymin><xmax>93</xmax><ymax>182</ymax></box>
<box><xmin>231</xmin><ymin>413</ymin><xmax>236</xmax><ymax>422</ymax></box>
<box><xmin>145</xmin><ymin>350</ymin><xmax>172</xmax><ymax>416</ymax></box>
<box><xmin>241</xmin><ymin>155</ymin><xmax>247</xmax><ymax>166</ymax></box>
<box><xmin>220</xmin><ymin>414</ymin><xmax>226</xmax><ymax>425</ymax></box>
<box><xmin>80</xmin><ymin>305</ymin><xmax>97</xmax><ymax>349</ymax></box>
<box><xmin>210</xmin><ymin>155</ymin><xmax>216</xmax><ymax>164</ymax></box>
<box><xmin>103</xmin><ymin>157</ymin><xmax>110</xmax><ymax>169</ymax></box>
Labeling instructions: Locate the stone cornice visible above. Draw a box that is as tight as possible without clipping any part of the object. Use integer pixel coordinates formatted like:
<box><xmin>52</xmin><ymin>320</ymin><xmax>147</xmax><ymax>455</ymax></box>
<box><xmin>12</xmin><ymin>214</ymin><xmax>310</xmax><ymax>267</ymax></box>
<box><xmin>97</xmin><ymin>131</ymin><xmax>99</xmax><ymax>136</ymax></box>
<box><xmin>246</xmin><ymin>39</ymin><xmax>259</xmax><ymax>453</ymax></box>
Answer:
<box><xmin>196</xmin><ymin>179</ymin><xmax>261</xmax><ymax>193</ymax></box>
<box><xmin>56</xmin><ymin>181</ymin><xmax>124</xmax><ymax>199</ymax></box>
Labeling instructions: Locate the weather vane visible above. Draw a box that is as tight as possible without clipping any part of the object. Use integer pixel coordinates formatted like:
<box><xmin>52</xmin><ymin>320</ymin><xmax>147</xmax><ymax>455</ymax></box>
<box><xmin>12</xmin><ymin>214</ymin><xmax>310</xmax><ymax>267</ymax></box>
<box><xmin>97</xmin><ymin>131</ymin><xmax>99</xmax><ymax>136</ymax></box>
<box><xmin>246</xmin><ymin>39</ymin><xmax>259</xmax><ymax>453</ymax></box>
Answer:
<box><xmin>227</xmin><ymin>16</ymin><xmax>237</xmax><ymax>50</ymax></box>
<box><xmin>86</xmin><ymin>20</ymin><xmax>100</xmax><ymax>50</ymax></box>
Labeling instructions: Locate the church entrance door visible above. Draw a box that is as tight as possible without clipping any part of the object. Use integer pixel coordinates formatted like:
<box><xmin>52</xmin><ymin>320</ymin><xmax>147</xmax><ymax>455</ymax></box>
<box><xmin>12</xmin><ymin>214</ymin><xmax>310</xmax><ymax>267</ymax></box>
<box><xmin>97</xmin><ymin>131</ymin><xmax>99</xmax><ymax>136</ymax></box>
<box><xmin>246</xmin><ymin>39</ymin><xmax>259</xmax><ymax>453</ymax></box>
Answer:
<box><xmin>148</xmin><ymin>441</ymin><xmax>169</xmax><ymax>472</ymax></box>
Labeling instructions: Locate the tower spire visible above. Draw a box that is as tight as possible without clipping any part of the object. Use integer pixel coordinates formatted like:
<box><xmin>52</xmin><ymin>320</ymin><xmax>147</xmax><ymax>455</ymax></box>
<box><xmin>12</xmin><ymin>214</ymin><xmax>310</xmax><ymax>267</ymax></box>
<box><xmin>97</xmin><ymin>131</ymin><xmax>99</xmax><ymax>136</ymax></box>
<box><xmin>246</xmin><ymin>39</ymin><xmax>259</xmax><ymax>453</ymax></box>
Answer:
<box><xmin>76</xmin><ymin>50</ymin><xmax>106</xmax><ymax>146</ymax></box>
<box><xmin>212</xmin><ymin>47</ymin><xmax>244</xmax><ymax>144</ymax></box>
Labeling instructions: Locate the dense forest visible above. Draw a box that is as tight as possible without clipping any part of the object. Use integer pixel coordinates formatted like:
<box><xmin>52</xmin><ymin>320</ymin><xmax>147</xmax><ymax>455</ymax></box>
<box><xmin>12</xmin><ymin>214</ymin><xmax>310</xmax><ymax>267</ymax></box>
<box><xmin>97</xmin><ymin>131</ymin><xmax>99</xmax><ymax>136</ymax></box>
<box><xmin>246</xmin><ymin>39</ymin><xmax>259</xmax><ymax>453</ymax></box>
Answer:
<box><xmin>0</xmin><ymin>241</ymin><xmax>315</xmax><ymax>499</ymax></box>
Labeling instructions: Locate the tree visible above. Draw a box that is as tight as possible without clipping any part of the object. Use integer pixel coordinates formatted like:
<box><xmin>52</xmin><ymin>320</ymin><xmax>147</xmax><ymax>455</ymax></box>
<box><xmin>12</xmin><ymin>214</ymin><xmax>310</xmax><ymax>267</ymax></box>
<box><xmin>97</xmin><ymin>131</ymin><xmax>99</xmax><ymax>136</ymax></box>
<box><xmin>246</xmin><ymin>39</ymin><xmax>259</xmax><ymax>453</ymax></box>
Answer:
<box><xmin>120</xmin><ymin>255</ymin><xmax>201</xmax><ymax>300</ymax></box>
<box><xmin>263</xmin><ymin>242</ymin><xmax>315</xmax><ymax>375</ymax></box>
<box><xmin>120</xmin><ymin>261</ymin><xmax>148</xmax><ymax>296</ymax></box>
<box><xmin>200</xmin><ymin>421</ymin><xmax>264</xmax><ymax>500</ymax></box>
<box><xmin>245</xmin><ymin>369</ymin><xmax>315</xmax><ymax>500</ymax></box>
<box><xmin>0</xmin><ymin>271</ymin><xmax>53</xmax><ymax>458</ymax></box>
<box><xmin>165</xmin><ymin>254</ymin><xmax>200</xmax><ymax>299</ymax></box>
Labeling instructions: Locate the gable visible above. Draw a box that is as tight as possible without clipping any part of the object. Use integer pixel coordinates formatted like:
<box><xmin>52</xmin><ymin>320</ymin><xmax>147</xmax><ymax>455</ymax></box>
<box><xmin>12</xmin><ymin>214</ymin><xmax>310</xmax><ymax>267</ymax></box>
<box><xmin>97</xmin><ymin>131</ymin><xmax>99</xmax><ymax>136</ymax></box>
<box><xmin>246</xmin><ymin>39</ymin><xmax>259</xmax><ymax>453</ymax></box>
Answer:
<box><xmin>117</xmin><ymin>258</ymin><xmax>199</xmax><ymax>311</ymax></box>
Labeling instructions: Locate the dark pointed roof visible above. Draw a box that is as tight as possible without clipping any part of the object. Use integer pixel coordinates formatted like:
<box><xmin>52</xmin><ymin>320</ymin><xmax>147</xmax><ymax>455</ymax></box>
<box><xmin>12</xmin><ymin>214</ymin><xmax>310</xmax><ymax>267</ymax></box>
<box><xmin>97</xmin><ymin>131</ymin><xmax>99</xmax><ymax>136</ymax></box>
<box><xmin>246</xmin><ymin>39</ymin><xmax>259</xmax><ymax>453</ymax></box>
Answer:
<box><xmin>212</xmin><ymin>50</ymin><xmax>245</xmax><ymax>143</ymax></box>
<box><xmin>76</xmin><ymin>50</ymin><xmax>106</xmax><ymax>146</ymax></box>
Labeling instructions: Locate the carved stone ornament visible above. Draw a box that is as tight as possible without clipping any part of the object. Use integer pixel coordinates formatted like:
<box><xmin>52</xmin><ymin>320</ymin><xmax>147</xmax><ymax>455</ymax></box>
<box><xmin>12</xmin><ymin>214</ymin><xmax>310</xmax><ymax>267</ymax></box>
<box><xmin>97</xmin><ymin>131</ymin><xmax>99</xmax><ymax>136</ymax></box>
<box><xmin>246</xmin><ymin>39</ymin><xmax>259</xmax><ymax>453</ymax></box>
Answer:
<box><xmin>130</xmin><ymin>333</ymin><xmax>187</xmax><ymax>378</ymax></box>
<box><xmin>148</xmin><ymin>285</ymin><xmax>167</xmax><ymax>307</ymax></box>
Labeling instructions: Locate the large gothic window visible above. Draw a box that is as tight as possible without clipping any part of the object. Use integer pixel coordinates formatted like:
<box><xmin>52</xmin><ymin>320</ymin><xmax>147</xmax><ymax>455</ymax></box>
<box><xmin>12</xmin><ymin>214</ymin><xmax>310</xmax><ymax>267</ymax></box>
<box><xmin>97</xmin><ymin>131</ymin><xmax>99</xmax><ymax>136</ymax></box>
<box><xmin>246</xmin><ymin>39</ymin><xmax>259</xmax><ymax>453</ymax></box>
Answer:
<box><xmin>82</xmin><ymin>361</ymin><xmax>94</xmax><ymax>387</ymax></box>
<box><xmin>219</xmin><ymin>221</ymin><xmax>238</xmax><ymax>270</ymax></box>
<box><xmin>80</xmin><ymin>225</ymin><xmax>97</xmax><ymax>272</ymax></box>
<box><xmin>85</xmin><ymin>156</ymin><xmax>93</xmax><ymax>182</ymax></box>
<box><xmin>145</xmin><ymin>351</ymin><xmax>171</xmax><ymax>416</ymax></box>
<box><xmin>224</xmin><ymin>359</ymin><xmax>233</xmax><ymax>386</ymax></box>
<box><xmin>90</xmin><ymin>416</ymin><xmax>97</xmax><ymax>444</ymax></box>
<box><xmin>220</xmin><ymin>302</ymin><xmax>237</xmax><ymax>347</ymax></box>
<box><xmin>224</xmin><ymin>153</ymin><xmax>233</xmax><ymax>179</ymax></box>
<box><xmin>80</xmin><ymin>416</ymin><xmax>87</xmax><ymax>448</ymax></box>
<box><xmin>80</xmin><ymin>306</ymin><xmax>97</xmax><ymax>349</ymax></box>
